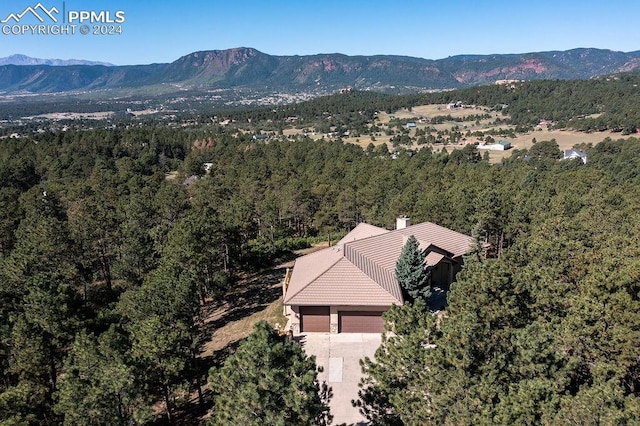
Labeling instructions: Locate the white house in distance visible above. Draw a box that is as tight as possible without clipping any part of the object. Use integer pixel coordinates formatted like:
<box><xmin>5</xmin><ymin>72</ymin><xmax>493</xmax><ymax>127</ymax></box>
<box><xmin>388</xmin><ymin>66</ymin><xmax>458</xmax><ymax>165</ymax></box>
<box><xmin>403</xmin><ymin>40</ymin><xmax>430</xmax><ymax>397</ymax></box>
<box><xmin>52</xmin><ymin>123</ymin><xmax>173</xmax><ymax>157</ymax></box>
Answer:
<box><xmin>282</xmin><ymin>217</ymin><xmax>474</xmax><ymax>334</ymax></box>
<box><xmin>562</xmin><ymin>148</ymin><xmax>588</xmax><ymax>164</ymax></box>
<box><xmin>477</xmin><ymin>140</ymin><xmax>512</xmax><ymax>151</ymax></box>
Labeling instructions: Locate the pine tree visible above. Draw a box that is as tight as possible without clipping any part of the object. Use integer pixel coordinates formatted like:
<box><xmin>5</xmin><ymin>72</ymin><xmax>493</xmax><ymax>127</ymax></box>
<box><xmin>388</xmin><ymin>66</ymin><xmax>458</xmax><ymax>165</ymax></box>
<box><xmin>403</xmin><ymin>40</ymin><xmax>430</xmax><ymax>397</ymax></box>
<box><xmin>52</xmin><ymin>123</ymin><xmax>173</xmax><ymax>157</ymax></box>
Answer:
<box><xmin>395</xmin><ymin>235</ymin><xmax>431</xmax><ymax>303</ymax></box>
<box><xmin>118</xmin><ymin>259</ymin><xmax>200</xmax><ymax>424</ymax></box>
<box><xmin>208</xmin><ymin>321</ymin><xmax>332</xmax><ymax>426</ymax></box>
<box><xmin>355</xmin><ymin>300</ymin><xmax>437</xmax><ymax>425</ymax></box>
<box><xmin>1</xmin><ymin>187</ymin><xmax>81</xmax><ymax>423</ymax></box>
<box><xmin>55</xmin><ymin>327</ymin><xmax>149</xmax><ymax>425</ymax></box>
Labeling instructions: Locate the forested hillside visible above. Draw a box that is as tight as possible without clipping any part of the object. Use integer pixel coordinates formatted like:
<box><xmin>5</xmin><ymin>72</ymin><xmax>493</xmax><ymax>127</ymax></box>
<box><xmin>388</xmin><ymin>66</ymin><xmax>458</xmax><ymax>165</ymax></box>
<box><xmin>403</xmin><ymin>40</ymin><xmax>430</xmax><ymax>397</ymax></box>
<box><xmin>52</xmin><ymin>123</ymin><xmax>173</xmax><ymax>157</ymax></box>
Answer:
<box><xmin>214</xmin><ymin>72</ymin><xmax>640</xmax><ymax>135</ymax></box>
<box><xmin>357</xmin><ymin>138</ymin><xmax>640</xmax><ymax>424</ymax></box>
<box><xmin>1</xmin><ymin>106</ymin><xmax>640</xmax><ymax>422</ymax></box>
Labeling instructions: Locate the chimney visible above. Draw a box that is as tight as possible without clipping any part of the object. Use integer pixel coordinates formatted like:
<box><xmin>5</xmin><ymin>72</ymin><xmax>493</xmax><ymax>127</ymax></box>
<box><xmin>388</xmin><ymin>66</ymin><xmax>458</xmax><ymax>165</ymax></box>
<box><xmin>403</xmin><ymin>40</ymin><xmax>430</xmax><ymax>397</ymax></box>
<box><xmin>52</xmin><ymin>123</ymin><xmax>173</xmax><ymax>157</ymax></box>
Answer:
<box><xmin>396</xmin><ymin>215</ymin><xmax>411</xmax><ymax>230</ymax></box>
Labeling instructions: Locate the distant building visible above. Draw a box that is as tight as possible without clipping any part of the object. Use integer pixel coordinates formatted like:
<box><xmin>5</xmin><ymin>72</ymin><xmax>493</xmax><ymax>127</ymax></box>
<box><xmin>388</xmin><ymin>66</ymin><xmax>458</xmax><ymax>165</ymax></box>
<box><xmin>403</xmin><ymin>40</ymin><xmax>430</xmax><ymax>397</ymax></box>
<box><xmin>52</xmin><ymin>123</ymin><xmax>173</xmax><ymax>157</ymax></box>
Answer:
<box><xmin>252</xmin><ymin>134</ymin><xmax>269</xmax><ymax>140</ymax></box>
<box><xmin>391</xmin><ymin>150</ymin><xmax>415</xmax><ymax>159</ymax></box>
<box><xmin>406</xmin><ymin>122</ymin><xmax>416</xmax><ymax>128</ymax></box>
<box><xmin>495</xmin><ymin>79</ymin><xmax>522</xmax><ymax>86</ymax></box>
<box><xmin>477</xmin><ymin>140</ymin><xmax>511</xmax><ymax>151</ymax></box>
<box><xmin>498</xmin><ymin>140</ymin><xmax>511</xmax><ymax>149</ymax></box>
<box><xmin>562</xmin><ymin>149</ymin><xmax>588</xmax><ymax>164</ymax></box>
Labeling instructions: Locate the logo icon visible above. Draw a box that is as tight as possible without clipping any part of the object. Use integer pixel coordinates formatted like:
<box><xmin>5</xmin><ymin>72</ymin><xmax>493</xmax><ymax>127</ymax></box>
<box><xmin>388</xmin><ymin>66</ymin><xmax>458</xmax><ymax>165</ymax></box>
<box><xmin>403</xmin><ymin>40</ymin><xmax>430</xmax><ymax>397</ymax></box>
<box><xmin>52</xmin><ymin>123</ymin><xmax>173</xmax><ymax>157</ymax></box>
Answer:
<box><xmin>1</xmin><ymin>2</ymin><xmax>59</xmax><ymax>23</ymax></box>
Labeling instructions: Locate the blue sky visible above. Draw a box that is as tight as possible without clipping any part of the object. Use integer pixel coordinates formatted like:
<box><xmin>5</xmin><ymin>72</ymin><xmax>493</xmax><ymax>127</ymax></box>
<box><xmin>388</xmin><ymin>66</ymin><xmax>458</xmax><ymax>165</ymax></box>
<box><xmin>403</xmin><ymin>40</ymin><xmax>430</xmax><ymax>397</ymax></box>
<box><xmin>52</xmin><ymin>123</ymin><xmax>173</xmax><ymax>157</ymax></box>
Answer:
<box><xmin>1</xmin><ymin>0</ymin><xmax>638</xmax><ymax>65</ymax></box>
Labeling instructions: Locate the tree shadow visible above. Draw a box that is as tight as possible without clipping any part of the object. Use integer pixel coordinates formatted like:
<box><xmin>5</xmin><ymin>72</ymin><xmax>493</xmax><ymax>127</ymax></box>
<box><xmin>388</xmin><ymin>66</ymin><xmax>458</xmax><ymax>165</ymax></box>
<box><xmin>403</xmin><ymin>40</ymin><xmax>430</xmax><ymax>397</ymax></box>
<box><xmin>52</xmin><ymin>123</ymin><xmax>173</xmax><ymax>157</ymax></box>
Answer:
<box><xmin>169</xmin><ymin>340</ymin><xmax>244</xmax><ymax>425</ymax></box>
<box><xmin>201</xmin><ymin>267</ymin><xmax>285</xmax><ymax>336</ymax></box>
<box><xmin>170</xmin><ymin>264</ymin><xmax>288</xmax><ymax>424</ymax></box>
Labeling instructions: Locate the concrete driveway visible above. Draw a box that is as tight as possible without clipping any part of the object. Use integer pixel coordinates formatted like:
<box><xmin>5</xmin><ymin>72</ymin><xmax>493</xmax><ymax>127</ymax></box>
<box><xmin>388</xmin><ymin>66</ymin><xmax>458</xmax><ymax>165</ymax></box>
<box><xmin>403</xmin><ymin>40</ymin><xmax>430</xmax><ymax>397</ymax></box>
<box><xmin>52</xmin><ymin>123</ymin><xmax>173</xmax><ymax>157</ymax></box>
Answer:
<box><xmin>296</xmin><ymin>333</ymin><xmax>382</xmax><ymax>426</ymax></box>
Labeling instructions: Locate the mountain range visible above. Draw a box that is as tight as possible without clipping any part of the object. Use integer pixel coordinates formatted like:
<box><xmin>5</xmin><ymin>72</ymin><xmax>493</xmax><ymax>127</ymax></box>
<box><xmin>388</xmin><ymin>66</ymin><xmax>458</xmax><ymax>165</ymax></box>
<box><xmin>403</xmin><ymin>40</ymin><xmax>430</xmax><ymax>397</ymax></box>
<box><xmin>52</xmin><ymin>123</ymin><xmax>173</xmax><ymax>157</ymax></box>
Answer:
<box><xmin>0</xmin><ymin>54</ymin><xmax>114</xmax><ymax>67</ymax></box>
<box><xmin>0</xmin><ymin>47</ymin><xmax>639</xmax><ymax>95</ymax></box>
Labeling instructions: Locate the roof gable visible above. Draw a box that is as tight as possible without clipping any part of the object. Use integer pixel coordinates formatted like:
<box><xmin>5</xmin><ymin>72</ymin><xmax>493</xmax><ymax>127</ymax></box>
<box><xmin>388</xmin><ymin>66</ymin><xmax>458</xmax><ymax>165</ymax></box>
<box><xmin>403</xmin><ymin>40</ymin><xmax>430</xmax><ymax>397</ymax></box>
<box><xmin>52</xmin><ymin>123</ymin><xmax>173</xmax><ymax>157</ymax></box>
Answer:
<box><xmin>420</xmin><ymin>243</ymin><xmax>454</xmax><ymax>259</ymax></box>
<box><xmin>425</xmin><ymin>251</ymin><xmax>445</xmax><ymax>266</ymax></box>
<box><xmin>564</xmin><ymin>148</ymin><xmax>587</xmax><ymax>157</ymax></box>
<box><xmin>284</xmin><ymin>247</ymin><xmax>342</xmax><ymax>303</ymax></box>
<box><xmin>336</xmin><ymin>222</ymin><xmax>388</xmax><ymax>246</ymax></box>
<box><xmin>397</xmin><ymin>222</ymin><xmax>474</xmax><ymax>258</ymax></box>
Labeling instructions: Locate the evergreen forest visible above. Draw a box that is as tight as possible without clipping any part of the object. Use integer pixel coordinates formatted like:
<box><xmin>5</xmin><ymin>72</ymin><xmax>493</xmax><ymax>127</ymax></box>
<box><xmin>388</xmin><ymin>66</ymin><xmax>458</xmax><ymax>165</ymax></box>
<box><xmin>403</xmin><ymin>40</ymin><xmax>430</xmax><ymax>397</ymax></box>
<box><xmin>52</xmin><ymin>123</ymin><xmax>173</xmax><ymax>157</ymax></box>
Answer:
<box><xmin>1</xmin><ymin>75</ymin><xmax>640</xmax><ymax>424</ymax></box>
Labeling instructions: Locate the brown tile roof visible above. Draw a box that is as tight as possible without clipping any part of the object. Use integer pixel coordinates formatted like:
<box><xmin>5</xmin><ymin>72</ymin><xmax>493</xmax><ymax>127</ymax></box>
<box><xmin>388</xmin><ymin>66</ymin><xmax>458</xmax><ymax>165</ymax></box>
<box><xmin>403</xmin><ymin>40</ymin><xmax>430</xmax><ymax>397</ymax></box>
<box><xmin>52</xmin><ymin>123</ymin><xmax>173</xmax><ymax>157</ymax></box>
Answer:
<box><xmin>336</xmin><ymin>223</ymin><xmax>388</xmax><ymax>246</ymax></box>
<box><xmin>284</xmin><ymin>247</ymin><xmax>342</xmax><ymax>304</ymax></box>
<box><xmin>285</xmin><ymin>258</ymin><xmax>399</xmax><ymax>306</ymax></box>
<box><xmin>425</xmin><ymin>251</ymin><xmax>445</xmax><ymax>267</ymax></box>
<box><xmin>399</xmin><ymin>222</ymin><xmax>474</xmax><ymax>258</ymax></box>
<box><xmin>284</xmin><ymin>222</ymin><xmax>474</xmax><ymax>307</ymax></box>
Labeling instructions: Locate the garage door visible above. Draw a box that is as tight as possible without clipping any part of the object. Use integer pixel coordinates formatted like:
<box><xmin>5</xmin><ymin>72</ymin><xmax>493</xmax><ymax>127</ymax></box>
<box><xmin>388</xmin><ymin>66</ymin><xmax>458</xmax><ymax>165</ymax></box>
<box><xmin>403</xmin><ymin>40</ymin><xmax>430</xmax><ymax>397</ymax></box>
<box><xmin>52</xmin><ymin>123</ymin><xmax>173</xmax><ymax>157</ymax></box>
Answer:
<box><xmin>339</xmin><ymin>311</ymin><xmax>384</xmax><ymax>333</ymax></box>
<box><xmin>300</xmin><ymin>306</ymin><xmax>330</xmax><ymax>332</ymax></box>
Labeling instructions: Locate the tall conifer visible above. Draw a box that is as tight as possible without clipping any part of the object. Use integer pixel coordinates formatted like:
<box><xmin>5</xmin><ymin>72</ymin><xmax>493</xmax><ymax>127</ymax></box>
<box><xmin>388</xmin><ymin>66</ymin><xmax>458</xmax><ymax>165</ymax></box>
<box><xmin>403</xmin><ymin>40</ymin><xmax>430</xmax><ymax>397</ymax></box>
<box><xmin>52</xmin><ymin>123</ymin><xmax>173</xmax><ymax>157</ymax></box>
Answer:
<box><xmin>395</xmin><ymin>235</ymin><xmax>431</xmax><ymax>303</ymax></box>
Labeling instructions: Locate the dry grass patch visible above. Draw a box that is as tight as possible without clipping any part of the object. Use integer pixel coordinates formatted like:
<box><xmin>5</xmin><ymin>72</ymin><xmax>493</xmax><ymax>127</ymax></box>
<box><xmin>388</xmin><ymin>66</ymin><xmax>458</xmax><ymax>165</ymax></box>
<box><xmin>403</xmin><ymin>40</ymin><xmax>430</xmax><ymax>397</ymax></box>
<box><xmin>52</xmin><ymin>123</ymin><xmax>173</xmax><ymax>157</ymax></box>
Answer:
<box><xmin>344</xmin><ymin>135</ymin><xmax>392</xmax><ymax>148</ymax></box>
<box><xmin>485</xmin><ymin>129</ymin><xmax>637</xmax><ymax>163</ymax></box>
<box><xmin>199</xmin><ymin>243</ymin><xmax>329</xmax><ymax>360</ymax></box>
<box><xmin>410</xmin><ymin>104</ymin><xmax>491</xmax><ymax>118</ymax></box>
<box><xmin>282</xmin><ymin>128</ymin><xmax>302</xmax><ymax>136</ymax></box>
<box><xmin>34</xmin><ymin>111</ymin><xmax>114</xmax><ymax>120</ymax></box>
<box><xmin>509</xmin><ymin>129</ymin><xmax>633</xmax><ymax>151</ymax></box>
<box><xmin>201</xmin><ymin>299</ymin><xmax>287</xmax><ymax>357</ymax></box>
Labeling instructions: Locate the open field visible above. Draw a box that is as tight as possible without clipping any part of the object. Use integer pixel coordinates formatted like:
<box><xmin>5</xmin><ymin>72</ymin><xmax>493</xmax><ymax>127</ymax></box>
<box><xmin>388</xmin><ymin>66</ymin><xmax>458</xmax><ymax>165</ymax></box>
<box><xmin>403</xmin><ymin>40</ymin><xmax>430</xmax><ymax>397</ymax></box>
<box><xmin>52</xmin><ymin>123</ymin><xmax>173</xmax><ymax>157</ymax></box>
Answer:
<box><xmin>279</xmin><ymin>104</ymin><xmax>636</xmax><ymax>163</ymax></box>
<box><xmin>378</xmin><ymin>104</ymin><xmax>494</xmax><ymax>121</ymax></box>
<box><xmin>364</xmin><ymin>105</ymin><xmax>637</xmax><ymax>162</ymax></box>
<box><xmin>28</xmin><ymin>111</ymin><xmax>114</xmax><ymax>120</ymax></box>
<box><xmin>484</xmin><ymin>129</ymin><xmax>636</xmax><ymax>163</ymax></box>
<box><xmin>409</xmin><ymin>104</ymin><xmax>491</xmax><ymax>118</ymax></box>
<box><xmin>341</xmin><ymin>128</ymin><xmax>634</xmax><ymax>162</ymax></box>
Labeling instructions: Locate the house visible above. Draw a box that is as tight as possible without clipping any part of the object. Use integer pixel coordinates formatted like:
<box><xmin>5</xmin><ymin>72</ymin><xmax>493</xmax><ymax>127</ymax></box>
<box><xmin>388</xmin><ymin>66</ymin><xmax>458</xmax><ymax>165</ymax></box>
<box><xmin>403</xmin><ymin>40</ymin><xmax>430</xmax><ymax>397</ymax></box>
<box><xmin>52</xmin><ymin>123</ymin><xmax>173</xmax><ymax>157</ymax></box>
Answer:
<box><xmin>537</xmin><ymin>120</ymin><xmax>554</xmax><ymax>129</ymax></box>
<box><xmin>478</xmin><ymin>140</ymin><xmax>511</xmax><ymax>151</ymax></box>
<box><xmin>406</xmin><ymin>122</ymin><xmax>416</xmax><ymax>128</ymax></box>
<box><xmin>391</xmin><ymin>150</ymin><xmax>415</xmax><ymax>159</ymax></box>
<box><xmin>283</xmin><ymin>218</ymin><xmax>474</xmax><ymax>333</ymax></box>
<box><xmin>498</xmin><ymin>140</ymin><xmax>511</xmax><ymax>149</ymax></box>
<box><xmin>562</xmin><ymin>148</ymin><xmax>587</xmax><ymax>164</ymax></box>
